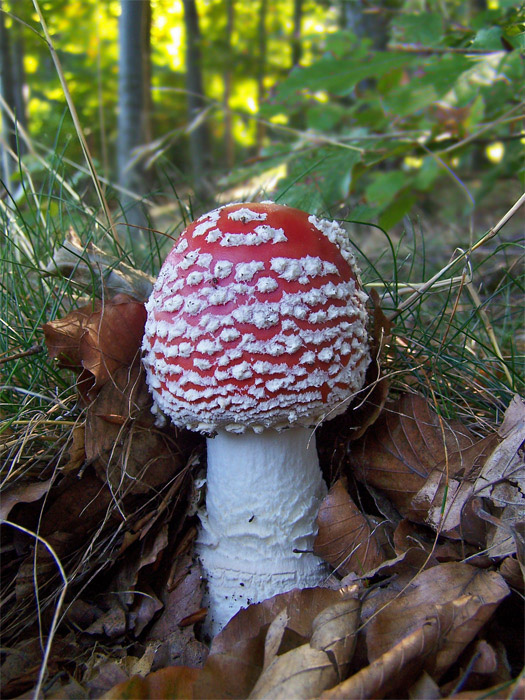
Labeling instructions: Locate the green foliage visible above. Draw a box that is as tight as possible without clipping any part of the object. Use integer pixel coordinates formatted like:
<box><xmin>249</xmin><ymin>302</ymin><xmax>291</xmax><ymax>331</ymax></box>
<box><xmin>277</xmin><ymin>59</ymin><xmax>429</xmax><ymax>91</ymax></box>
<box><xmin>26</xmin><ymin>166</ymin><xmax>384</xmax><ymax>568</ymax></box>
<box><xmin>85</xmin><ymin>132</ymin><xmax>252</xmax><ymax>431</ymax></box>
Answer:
<box><xmin>254</xmin><ymin>1</ymin><xmax>524</xmax><ymax>227</ymax></box>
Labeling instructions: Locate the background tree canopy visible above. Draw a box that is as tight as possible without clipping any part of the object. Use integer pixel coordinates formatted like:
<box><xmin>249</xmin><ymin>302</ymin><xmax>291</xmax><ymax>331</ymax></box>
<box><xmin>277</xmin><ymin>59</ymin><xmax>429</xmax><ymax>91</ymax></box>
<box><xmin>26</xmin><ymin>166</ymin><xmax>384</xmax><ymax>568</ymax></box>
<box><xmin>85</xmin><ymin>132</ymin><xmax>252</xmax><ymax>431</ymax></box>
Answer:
<box><xmin>1</xmin><ymin>0</ymin><xmax>523</xmax><ymax>234</ymax></box>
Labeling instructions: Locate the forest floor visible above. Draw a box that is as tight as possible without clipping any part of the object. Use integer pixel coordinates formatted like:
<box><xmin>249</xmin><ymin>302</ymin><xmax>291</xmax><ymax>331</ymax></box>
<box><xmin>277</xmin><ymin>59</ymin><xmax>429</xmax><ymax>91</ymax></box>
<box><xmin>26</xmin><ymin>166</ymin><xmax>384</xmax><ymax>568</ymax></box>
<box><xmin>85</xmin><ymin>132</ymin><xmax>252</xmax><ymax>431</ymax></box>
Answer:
<box><xmin>1</xmin><ymin>180</ymin><xmax>524</xmax><ymax>699</ymax></box>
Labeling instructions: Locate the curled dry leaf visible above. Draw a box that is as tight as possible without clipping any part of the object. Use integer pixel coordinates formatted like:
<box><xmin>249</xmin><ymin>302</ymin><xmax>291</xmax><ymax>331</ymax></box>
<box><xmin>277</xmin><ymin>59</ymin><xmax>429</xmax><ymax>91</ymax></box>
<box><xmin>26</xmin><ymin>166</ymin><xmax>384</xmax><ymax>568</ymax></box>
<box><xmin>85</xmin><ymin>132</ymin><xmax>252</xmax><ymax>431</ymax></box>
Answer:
<box><xmin>43</xmin><ymin>293</ymin><xmax>147</xmax><ymax>402</ymax></box>
<box><xmin>408</xmin><ymin>433</ymin><xmax>497</xmax><ymax>540</ymax></box>
<box><xmin>365</xmin><ymin>562</ymin><xmax>510</xmax><ymax>680</ymax></box>
<box><xmin>321</xmin><ymin>615</ymin><xmax>443</xmax><ymax>700</ymax></box>
<box><xmin>146</xmin><ymin>555</ymin><xmax>208</xmax><ymax>670</ymax></box>
<box><xmin>85</xmin><ymin>365</ymin><xmax>190</xmax><ymax>495</ymax></box>
<box><xmin>213</xmin><ymin>587</ymin><xmax>348</xmax><ymax>651</ymax></box>
<box><xmin>350</xmin><ymin>393</ymin><xmax>491</xmax><ymax>529</ymax></box>
<box><xmin>0</xmin><ymin>477</ymin><xmax>54</xmax><ymax>521</ymax></box>
<box><xmin>314</xmin><ymin>479</ymin><xmax>386</xmax><ymax>577</ymax></box>
<box><xmin>446</xmin><ymin>676</ymin><xmax>525</xmax><ymax>700</ymax></box>
<box><xmin>101</xmin><ymin>666</ymin><xmax>200</xmax><ymax>700</ymax></box>
<box><xmin>474</xmin><ymin>395</ymin><xmax>525</xmax><ymax>558</ymax></box>
<box><xmin>103</xmin><ymin>587</ymin><xmax>361</xmax><ymax>700</ymax></box>
<box><xmin>248</xmin><ymin>594</ymin><xmax>361</xmax><ymax>699</ymax></box>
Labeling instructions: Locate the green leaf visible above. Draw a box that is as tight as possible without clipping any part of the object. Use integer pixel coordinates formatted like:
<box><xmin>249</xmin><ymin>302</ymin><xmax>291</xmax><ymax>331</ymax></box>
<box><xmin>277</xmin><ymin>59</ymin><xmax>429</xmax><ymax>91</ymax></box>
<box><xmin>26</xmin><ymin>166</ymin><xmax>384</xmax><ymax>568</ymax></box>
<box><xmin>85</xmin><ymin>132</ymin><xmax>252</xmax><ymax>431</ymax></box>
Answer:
<box><xmin>392</xmin><ymin>13</ymin><xmax>444</xmax><ymax>47</ymax></box>
<box><xmin>414</xmin><ymin>158</ymin><xmax>441</xmax><ymax>192</ymax></box>
<box><xmin>275</xmin><ymin>148</ymin><xmax>362</xmax><ymax>212</ymax></box>
<box><xmin>471</xmin><ymin>27</ymin><xmax>503</xmax><ymax>50</ymax></box>
<box><xmin>365</xmin><ymin>170</ymin><xmax>408</xmax><ymax>209</ymax></box>
<box><xmin>379</xmin><ymin>191</ymin><xmax>417</xmax><ymax>231</ymax></box>
<box><xmin>306</xmin><ymin>104</ymin><xmax>344</xmax><ymax>132</ymax></box>
<box><xmin>385</xmin><ymin>55</ymin><xmax>474</xmax><ymax>117</ymax></box>
<box><xmin>273</xmin><ymin>53</ymin><xmax>415</xmax><ymax>100</ymax></box>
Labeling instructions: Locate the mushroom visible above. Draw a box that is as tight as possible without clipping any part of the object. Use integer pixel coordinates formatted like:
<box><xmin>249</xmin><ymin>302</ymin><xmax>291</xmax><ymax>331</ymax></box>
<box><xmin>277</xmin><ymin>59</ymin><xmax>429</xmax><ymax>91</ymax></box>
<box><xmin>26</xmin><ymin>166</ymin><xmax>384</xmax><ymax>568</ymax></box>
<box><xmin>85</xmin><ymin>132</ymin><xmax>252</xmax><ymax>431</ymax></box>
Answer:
<box><xmin>142</xmin><ymin>201</ymin><xmax>371</xmax><ymax>636</ymax></box>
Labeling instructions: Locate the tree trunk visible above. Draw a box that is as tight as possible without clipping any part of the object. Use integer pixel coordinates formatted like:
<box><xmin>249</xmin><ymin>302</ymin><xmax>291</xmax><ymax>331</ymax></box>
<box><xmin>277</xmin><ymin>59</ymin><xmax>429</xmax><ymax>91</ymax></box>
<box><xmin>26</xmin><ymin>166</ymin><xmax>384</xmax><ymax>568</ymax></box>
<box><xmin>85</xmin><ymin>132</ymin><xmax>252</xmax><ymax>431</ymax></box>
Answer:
<box><xmin>117</xmin><ymin>0</ymin><xmax>152</xmax><ymax>245</ymax></box>
<box><xmin>223</xmin><ymin>0</ymin><xmax>235</xmax><ymax>170</ymax></box>
<box><xmin>291</xmin><ymin>0</ymin><xmax>303</xmax><ymax>67</ymax></box>
<box><xmin>256</xmin><ymin>0</ymin><xmax>268</xmax><ymax>154</ymax></box>
<box><xmin>182</xmin><ymin>0</ymin><xmax>212</xmax><ymax>201</ymax></box>
<box><xmin>338</xmin><ymin>0</ymin><xmax>391</xmax><ymax>50</ymax></box>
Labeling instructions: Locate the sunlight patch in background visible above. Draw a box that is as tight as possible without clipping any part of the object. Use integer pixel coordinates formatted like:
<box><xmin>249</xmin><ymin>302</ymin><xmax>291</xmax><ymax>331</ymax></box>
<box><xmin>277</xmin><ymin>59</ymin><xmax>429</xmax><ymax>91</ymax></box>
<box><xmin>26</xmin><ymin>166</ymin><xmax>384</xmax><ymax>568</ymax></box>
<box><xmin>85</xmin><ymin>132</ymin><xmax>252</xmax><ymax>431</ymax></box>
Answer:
<box><xmin>485</xmin><ymin>141</ymin><xmax>504</xmax><ymax>163</ymax></box>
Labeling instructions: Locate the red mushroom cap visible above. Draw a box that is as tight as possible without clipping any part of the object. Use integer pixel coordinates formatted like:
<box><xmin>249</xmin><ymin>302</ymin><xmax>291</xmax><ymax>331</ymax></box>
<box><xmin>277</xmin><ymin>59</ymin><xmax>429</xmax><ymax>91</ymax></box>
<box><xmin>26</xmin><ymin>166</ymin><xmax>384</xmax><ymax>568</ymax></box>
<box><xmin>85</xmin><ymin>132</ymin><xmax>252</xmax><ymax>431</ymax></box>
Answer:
<box><xmin>142</xmin><ymin>202</ymin><xmax>370</xmax><ymax>433</ymax></box>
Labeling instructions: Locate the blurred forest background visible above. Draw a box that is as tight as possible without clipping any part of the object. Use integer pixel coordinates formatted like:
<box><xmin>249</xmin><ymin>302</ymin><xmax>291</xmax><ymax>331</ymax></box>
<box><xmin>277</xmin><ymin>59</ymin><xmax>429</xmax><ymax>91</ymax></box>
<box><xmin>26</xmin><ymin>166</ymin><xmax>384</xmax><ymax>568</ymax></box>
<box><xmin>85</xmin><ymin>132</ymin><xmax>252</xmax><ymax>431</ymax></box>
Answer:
<box><xmin>1</xmin><ymin>0</ymin><xmax>523</xmax><ymax>251</ymax></box>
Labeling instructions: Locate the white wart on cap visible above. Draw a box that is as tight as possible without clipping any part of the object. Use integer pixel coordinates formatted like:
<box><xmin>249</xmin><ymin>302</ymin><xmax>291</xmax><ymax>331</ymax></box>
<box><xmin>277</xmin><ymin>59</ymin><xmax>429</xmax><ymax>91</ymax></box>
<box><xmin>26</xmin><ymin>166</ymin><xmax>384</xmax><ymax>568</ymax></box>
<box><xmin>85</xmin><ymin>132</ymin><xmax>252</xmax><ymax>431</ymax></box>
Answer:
<box><xmin>142</xmin><ymin>201</ymin><xmax>370</xmax><ymax>433</ymax></box>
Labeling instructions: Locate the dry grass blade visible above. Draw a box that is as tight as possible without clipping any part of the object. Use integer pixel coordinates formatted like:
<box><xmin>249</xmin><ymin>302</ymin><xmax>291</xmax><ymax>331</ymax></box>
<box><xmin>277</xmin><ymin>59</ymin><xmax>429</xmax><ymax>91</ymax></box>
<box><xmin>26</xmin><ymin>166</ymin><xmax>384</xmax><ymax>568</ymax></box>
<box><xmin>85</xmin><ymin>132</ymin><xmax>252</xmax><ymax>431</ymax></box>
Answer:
<box><xmin>389</xmin><ymin>192</ymin><xmax>525</xmax><ymax>321</ymax></box>
<box><xmin>0</xmin><ymin>521</ymin><xmax>68</xmax><ymax>700</ymax></box>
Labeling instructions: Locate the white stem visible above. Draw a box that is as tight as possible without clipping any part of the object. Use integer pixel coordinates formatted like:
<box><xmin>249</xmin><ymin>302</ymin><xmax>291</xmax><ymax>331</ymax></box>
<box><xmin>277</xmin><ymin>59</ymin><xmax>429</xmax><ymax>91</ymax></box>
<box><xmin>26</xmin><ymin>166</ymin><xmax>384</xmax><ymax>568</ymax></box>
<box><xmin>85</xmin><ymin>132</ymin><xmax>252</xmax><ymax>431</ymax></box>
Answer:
<box><xmin>196</xmin><ymin>426</ymin><xmax>328</xmax><ymax>637</ymax></box>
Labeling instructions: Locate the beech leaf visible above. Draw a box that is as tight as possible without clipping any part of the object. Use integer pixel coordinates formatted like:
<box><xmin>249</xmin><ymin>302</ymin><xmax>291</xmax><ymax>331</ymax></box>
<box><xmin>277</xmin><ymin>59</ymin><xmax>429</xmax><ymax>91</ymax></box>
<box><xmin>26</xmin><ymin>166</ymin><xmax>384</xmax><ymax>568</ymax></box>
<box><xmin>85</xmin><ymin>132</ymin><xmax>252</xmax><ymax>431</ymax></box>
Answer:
<box><xmin>249</xmin><ymin>594</ymin><xmax>360</xmax><ymax>699</ymax></box>
<box><xmin>321</xmin><ymin>615</ymin><xmax>443</xmax><ymax>700</ymax></box>
<box><xmin>365</xmin><ymin>562</ymin><xmax>510</xmax><ymax>679</ymax></box>
<box><xmin>350</xmin><ymin>393</ymin><xmax>484</xmax><ymax>521</ymax></box>
<box><xmin>314</xmin><ymin>479</ymin><xmax>385</xmax><ymax>576</ymax></box>
<box><xmin>43</xmin><ymin>293</ymin><xmax>147</xmax><ymax>402</ymax></box>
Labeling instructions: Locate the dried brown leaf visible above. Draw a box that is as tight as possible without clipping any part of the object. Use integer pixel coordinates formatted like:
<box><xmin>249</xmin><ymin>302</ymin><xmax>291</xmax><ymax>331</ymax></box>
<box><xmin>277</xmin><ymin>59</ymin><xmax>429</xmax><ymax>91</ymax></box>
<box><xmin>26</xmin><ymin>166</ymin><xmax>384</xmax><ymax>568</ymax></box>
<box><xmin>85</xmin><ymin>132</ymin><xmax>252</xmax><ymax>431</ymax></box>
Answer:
<box><xmin>446</xmin><ymin>676</ymin><xmax>525</xmax><ymax>699</ymax></box>
<box><xmin>365</xmin><ymin>562</ymin><xmax>510</xmax><ymax>679</ymax></box>
<box><xmin>499</xmin><ymin>556</ymin><xmax>524</xmax><ymax>591</ymax></box>
<box><xmin>350</xmin><ymin>393</ymin><xmax>483</xmax><ymax>521</ymax></box>
<box><xmin>314</xmin><ymin>479</ymin><xmax>386</xmax><ymax>576</ymax></box>
<box><xmin>101</xmin><ymin>666</ymin><xmax>199</xmax><ymax>700</ymax></box>
<box><xmin>43</xmin><ymin>294</ymin><xmax>147</xmax><ymax>402</ymax></box>
<box><xmin>61</xmin><ymin>424</ymin><xmax>86</xmax><ymax>473</ymax></box>
<box><xmin>408</xmin><ymin>671</ymin><xmax>441</xmax><ymax>700</ymax></box>
<box><xmin>262</xmin><ymin>609</ymin><xmax>289</xmax><ymax>672</ymax></box>
<box><xmin>147</xmin><ymin>555</ymin><xmax>207</xmax><ymax>669</ymax></box>
<box><xmin>213</xmin><ymin>587</ymin><xmax>346</xmax><ymax>652</ymax></box>
<box><xmin>105</xmin><ymin>587</ymin><xmax>361</xmax><ymax>700</ymax></box>
<box><xmin>321</xmin><ymin>615</ymin><xmax>443</xmax><ymax>700</ymax></box>
<box><xmin>0</xmin><ymin>477</ymin><xmax>54</xmax><ymax>520</ymax></box>
<box><xmin>249</xmin><ymin>594</ymin><xmax>360</xmax><ymax>699</ymax></box>
<box><xmin>473</xmin><ymin>397</ymin><xmax>525</xmax><ymax>558</ymax></box>
<box><xmin>85</xmin><ymin>366</ymin><xmax>188</xmax><ymax>495</ymax></box>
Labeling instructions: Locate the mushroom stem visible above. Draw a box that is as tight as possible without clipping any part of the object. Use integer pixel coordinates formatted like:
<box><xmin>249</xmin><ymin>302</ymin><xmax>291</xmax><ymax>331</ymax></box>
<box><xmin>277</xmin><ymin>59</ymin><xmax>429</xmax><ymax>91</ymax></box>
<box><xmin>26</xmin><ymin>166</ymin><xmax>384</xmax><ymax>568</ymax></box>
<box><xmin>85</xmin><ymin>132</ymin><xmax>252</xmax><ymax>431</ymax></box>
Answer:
<box><xmin>196</xmin><ymin>426</ymin><xmax>328</xmax><ymax>637</ymax></box>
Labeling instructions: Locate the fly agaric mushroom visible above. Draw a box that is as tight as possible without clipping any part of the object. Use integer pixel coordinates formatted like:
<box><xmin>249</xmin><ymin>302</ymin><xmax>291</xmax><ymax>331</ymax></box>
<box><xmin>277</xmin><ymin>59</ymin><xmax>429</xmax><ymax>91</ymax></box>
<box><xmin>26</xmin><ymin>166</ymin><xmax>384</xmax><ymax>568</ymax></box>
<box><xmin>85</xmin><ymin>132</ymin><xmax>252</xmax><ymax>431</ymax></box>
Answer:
<box><xmin>142</xmin><ymin>201</ymin><xmax>370</xmax><ymax>636</ymax></box>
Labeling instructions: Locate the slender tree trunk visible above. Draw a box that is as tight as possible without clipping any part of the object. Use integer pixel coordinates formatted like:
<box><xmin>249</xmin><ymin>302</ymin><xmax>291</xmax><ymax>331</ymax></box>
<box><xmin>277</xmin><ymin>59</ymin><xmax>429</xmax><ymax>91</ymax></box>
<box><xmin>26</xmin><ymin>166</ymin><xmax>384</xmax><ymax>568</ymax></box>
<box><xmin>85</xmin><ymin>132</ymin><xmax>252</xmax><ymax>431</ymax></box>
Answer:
<box><xmin>117</xmin><ymin>0</ymin><xmax>152</xmax><ymax>243</ymax></box>
<box><xmin>256</xmin><ymin>0</ymin><xmax>268</xmax><ymax>154</ymax></box>
<box><xmin>182</xmin><ymin>0</ymin><xmax>212</xmax><ymax>201</ymax></box>
<box><xmin>0</xmin><ymin>0</ymin><xmax>17</xmax><ymax>183</ymax></box>
<box><xmin>291</xmin><ymin>0</ymin><xmax>303</xmax><ymax>67</ymax></box>
<box><xmin>338</xmin><ymin>0</ymin><xmax>390</xmax><ymax>49</ymax></box>
<box><xmin>223</xmin><ymin>0</ymin><xmax>235</xmax><ymax>170</ymax></box>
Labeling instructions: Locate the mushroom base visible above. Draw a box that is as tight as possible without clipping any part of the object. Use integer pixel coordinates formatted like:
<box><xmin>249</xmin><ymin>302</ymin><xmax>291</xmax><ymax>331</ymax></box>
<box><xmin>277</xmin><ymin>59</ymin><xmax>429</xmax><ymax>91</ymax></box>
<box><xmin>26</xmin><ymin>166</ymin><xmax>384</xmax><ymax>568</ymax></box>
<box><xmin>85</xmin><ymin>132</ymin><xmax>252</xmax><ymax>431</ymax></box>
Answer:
<box><xmin>196</xmin><ymin>426</ymin><xmax>328</xmax><ymax>638</ymax></box>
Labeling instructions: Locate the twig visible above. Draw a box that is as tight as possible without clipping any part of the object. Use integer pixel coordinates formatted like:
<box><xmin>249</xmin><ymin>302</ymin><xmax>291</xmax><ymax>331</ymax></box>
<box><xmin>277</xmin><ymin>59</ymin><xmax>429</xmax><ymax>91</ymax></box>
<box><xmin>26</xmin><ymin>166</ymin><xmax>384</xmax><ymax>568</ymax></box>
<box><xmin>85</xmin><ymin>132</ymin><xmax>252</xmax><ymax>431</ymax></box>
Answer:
<box><xmin>0</xmin><ymin>344</ymin><xmax>44</xmax><ymax>365</ymax></box>
<box><xmin>388</xmin><ymin>43</ymin><xmax>508</xmax><ymax>55</ymax></box>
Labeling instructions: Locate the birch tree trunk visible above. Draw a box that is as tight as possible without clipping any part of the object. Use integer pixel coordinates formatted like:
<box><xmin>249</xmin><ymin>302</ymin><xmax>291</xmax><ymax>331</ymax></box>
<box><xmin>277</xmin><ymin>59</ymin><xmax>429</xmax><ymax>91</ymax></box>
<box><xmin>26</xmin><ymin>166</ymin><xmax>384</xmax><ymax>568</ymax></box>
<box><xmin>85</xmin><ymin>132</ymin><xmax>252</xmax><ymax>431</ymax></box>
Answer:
<box><xmin>117</xmin><ymin>0</ymin><xmax>152</xmax><ymax>245</ymax></box>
